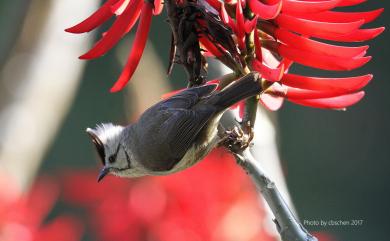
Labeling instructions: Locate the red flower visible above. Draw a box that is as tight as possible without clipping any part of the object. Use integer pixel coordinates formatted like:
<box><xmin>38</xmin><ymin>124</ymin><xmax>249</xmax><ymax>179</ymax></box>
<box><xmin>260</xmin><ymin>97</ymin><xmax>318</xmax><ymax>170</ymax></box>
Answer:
<box><xmin>66</xmin><ymin>0</ymin><xmax>158</xmax><ymax>92</ymax></box>
<box><xmin>214</xmin><ymin>0</ymin><xmax>384</xmax><ymax>110</ymax></box>
<box><xmin>62</xmin><ymin>148</ymin><xmax>278</xmax><ymax>241</ymax></box>
<box><xmin>0</xmin><ymin>176</ymin><xmax>82</xmax><ymax>241</ymax></box>
<box><xmin>68</xmin><ymin>0</ymin><xmax>383</xmax><ymax>110</ymax></box>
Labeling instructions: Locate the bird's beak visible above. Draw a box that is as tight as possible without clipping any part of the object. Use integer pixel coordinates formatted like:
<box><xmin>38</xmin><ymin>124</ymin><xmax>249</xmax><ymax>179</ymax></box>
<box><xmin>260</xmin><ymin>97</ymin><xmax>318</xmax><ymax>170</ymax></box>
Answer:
<box><xmin>97</xmin><ymin>167</ymin><xmax>110</xmax><ymax>182</ymax></box>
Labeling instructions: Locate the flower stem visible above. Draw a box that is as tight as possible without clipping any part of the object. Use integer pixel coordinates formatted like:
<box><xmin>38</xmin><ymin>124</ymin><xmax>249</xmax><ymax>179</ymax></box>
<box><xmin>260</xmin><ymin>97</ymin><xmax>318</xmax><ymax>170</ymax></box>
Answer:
<box><xmin>241</xmin><ymin>4</ymin><xmax>258</xmax><ymax>133</ymax></box>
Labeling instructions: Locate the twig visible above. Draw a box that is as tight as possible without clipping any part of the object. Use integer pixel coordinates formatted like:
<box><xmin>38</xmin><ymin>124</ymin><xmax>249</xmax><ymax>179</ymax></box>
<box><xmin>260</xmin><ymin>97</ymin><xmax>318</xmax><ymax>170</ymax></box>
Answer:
<box><xmin>234</xmin><ymin>148</ymin><xmax>317</xmax><ymax>241</ymax></box>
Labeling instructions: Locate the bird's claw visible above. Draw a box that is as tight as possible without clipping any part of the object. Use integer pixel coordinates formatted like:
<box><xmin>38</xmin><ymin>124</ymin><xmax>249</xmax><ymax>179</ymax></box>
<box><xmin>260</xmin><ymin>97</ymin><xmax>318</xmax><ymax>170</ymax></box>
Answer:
<box><xmin>221</xmin><ymin>125</ymin><xmax>253</xmax><ymax>153</ymax></box>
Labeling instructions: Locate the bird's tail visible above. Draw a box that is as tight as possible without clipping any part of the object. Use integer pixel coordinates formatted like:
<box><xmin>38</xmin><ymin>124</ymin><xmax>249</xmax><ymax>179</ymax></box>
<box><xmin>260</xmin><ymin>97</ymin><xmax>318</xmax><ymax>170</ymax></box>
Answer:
<box><xmin>211</xmin><ymin>72</ymin><xmax>262</xmax><ymax>111</ymax></box>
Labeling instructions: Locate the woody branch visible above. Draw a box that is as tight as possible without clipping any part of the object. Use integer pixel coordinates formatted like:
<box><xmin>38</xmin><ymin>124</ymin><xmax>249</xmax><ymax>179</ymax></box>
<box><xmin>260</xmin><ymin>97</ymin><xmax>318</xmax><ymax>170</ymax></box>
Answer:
<box><xmin>165</xmin><ymin>2</ymin><xmax>317</xmax><ymax>241</ymax></box>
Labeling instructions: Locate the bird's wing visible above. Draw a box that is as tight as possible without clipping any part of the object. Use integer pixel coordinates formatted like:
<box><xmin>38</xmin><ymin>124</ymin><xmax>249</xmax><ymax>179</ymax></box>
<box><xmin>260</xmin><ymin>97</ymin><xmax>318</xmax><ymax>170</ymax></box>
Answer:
<box><xmin>162</xmin><ymin>106</ymin><xmax>215</xmax><ymax>161</ymax></box>
<box><xmin>135</xmin><ymin>85</ymin><xmax>218</xmax><ymax>171</ymax></box>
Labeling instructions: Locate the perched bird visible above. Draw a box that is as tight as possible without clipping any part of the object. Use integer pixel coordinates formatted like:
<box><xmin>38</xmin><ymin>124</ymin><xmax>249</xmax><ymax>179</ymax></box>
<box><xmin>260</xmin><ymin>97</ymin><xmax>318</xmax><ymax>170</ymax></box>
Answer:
<box><xmin>87</xmin><ymin>72</ymin><xmax>262</xmax><ymax>181</ymax></box>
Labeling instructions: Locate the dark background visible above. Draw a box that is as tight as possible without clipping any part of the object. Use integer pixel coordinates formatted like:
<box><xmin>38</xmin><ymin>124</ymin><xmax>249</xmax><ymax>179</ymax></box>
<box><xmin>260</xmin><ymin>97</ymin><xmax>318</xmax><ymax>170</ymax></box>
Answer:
<box><xmin>278</xmin><ymin>2</ymin><xmax>390</xmax><ymax>240</ymax></box>
<box><xmin>1</xmin><ymin>1</ymin><xmax>389</xmax><ymax>241</ymax></box>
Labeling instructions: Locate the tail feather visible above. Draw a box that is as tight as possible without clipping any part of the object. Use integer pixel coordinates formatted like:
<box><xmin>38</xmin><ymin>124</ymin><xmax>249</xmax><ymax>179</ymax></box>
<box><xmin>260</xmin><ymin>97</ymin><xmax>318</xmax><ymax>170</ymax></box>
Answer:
<box><xmin>212</xmin><ymin>72</ymin><xmax>261</xmax><ymax>110</ymax></box>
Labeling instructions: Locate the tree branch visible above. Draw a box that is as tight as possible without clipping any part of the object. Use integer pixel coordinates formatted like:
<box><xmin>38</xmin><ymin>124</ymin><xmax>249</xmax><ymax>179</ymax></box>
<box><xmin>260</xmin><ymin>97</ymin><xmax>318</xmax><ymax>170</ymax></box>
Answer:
<box><xmin>164</xmin><ymin>1</ymin><xmax>317</xmax><ymax>240</ymax></box>
<box><xmin>234</xmin><ymin>148</ymin><xmax>317</xmax><ymax>241</ymax></box>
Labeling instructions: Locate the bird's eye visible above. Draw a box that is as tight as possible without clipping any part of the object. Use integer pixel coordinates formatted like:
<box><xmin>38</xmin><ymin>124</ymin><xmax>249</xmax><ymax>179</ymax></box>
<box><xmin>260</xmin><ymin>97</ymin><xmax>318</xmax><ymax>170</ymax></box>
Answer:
<box><xmin>108</xmin><ymin>155</ymin><xmax>115</xmax><ymax>163</ymax></box>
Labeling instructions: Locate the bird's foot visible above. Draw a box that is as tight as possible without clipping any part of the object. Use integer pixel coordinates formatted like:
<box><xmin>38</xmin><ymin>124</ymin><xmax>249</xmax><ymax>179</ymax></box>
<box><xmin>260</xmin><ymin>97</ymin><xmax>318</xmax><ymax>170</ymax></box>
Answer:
<box><xmin>221</xmin><ymin>125</ymin><xmax>253</xmax><ymax>153</ymax></box>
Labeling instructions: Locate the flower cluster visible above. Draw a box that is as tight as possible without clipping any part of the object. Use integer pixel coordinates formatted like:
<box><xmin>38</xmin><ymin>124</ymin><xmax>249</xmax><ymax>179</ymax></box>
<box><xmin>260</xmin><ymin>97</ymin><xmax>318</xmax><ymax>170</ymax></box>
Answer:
<box><xmin>67</xmin><ymin>0</ymin><xmax>383</xmax><ymax>110</ymax></box>
<box><xmin>62</xmin><ymin>149</ymin><xmax>277</xmax><ymax>241</ymax></box>
<box><xmin>0</xmin><ymin>176</ymin><xmax>82</xmax><ymax>241</ymax></box>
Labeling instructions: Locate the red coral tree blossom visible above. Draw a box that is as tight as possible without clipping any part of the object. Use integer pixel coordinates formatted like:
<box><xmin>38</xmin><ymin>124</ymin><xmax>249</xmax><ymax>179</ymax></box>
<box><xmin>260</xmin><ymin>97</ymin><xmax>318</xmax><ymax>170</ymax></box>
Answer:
<box><xmin>67</xmin><ymin>0</ymin><xmax>383</xmax><ymax>111</ymax></box>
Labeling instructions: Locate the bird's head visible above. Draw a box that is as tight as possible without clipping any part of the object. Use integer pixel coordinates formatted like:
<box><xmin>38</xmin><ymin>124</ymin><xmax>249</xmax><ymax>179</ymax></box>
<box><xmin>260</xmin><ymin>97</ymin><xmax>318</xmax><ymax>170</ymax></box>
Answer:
<box><xmin>86</xmin><ymin>123</ymin><xmax>137</xmax><ymax>181</ymax></box>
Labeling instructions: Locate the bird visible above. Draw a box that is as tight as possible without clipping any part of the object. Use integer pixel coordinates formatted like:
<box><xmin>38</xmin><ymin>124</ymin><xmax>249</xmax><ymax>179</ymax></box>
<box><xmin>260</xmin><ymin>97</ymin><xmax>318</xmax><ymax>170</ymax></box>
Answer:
<box><xmin>86</xmin><ymin>72</ymin><xmax>263</xmax><ymax>181</ymax></box>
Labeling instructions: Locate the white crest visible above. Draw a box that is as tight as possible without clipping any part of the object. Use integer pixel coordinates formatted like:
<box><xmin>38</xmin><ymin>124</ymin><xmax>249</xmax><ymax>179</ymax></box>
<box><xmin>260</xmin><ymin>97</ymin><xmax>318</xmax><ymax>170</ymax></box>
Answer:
<box><xmin>87</xmin><ymin>123</ymin><xmax>124</xmax><ymax>145</ymax></box>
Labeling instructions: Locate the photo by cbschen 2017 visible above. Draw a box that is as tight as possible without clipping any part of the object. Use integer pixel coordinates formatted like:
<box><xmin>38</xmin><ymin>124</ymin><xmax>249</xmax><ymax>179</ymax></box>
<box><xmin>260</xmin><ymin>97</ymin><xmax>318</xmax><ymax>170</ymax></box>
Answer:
<box><xmin>0</xmin><ymin>1</ymin><xmax>387</xmax><ymax>241</ymax></box>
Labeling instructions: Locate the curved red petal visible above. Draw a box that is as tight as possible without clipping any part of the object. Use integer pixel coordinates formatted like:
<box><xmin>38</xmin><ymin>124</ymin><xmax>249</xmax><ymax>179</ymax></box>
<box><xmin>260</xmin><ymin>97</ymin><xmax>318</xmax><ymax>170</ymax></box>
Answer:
<box><xmin>79</xmin><ymin>0</ymin><xmax>143</xmax><ymax>59</ymax></box>
<box><xmin>111</xmin><ymin>0</ymin><xmax>130</xmax><ymax>15</ymax></box>
<box><xmin>220</xmin><ymin>3</ymin><xmax>237</xmax><ymax>32</ymax></box>
<box><xmin>65</xmin><ymin>0</ymin><xmax>120</xmax><ymax>34</ymax></box>
<box><xmin>288</xmin><ymin>91</ymin><xmax>365</xmax><ymax>109</ymax></box>
<box><xmin>326</xmin><ymin>27</ymin><xmax>385</xmax><ymax>42</ymax></box>
<box><xmin>337</xmin><ymin>0</ymin><xmax>366</xmax><ymax>7</ymax></box>
<box><xmin>205</xmin><ymin>0</ymin><xmax>221</xmax><ymax>10</ymax></box>
<box><xmin>277</xmin><ymin>44</ymin><xmax>371</xmax><ymax>71</ymax></box>
<box><xmin>248</xmin><ymin>0</ymin><xmax>282</xmax><ymax>20</ymax></box>
<box><xmin>280</xmin><ymin>58</ymin><xmax>294</xmax><ymax>70</ymax></box>
<box><xmin>220</xmin><ymin>3</ymin><xmax>229</xmax><ymax>24</ymax></box>
<box><xmin>275</xmin><ymin>28</ymin><xmax>368</xmax><ymax>58</ymax></box>
<box><xmin>110</xmin><ymin>3</ymin><xmax>153</xmax><ymax>92</ymax></box>
<box><xmin>274</xmin><ymin>14</ymin><xmax>364</xmax><ymax>39</ymax></box>
<box><xmin>245</xmin><ymin>16</ymin><xmax>258</xmax><ymax>34</ymax></box>
<box><xmin>297</xmin><ymin>9</ymin><xmax>384</xmax><ymax>24</ymax></box>
<box><xmin>281</xmin><ymin>74</ymin><xmax>372</xmax><ymax>91</ymax></box>
<box><xmin>199</xmin><ymin>37</ymin><xmax>223</xmax><ymax>57</ymax></box>
<box><xmin>282</xmin><ymin>0</ymin><xmax>340</xmax><ymax>14</ymax></box>
<box><xmin>124</xmin><ymin>2</ymin><xmax>143</xmax><ymax>33</ymax></box>
<box><xmin>153</xmin><ymin>0</ymin><xmax>164</xmax><ymax>15</ymax></box>
<box><xmin>236</xmin><ymin>0</ymin><xmax>245</xmax><ymax>37</ymax></box>
<box><xmin>237</xmin><ymin>36</ymin><xmax>246</xmax><ymax>50</ymax></box>
<box><xmin>285</xmin><ymin>85</ymin><xmax>366</xmax><ymax>99</ymax></box>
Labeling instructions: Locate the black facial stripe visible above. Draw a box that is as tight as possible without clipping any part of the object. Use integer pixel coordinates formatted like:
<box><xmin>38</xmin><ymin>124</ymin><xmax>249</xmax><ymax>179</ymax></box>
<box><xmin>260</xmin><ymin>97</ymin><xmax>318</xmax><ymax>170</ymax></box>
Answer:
<box><xmin>114</xmin><ymin>144</ymin><xmax>121</xmax><ymax>156</ymax></box>
<box><xmin>112</xmin><ymin>145</ymin><xmax>132</xmax><ymax>172</ymax></box>
<box><xmin>124</xmin><ymin>147</ymin><xmax>131</xmax><ymax>169</ymax></box>
<box><xmin>108</xmin><ymin>144</ymin><xmax>121</xmax><ymax>163</ymax></box>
